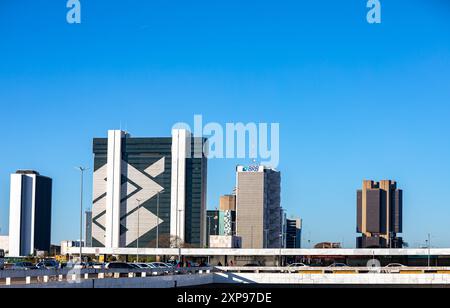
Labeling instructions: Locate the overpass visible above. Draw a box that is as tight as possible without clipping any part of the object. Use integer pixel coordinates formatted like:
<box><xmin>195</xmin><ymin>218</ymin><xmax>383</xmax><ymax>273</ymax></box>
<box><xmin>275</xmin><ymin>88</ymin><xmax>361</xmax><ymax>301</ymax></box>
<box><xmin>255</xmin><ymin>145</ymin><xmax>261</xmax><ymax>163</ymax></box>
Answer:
<box><xmin>1</xmin><ymin>266</ymin><xmax>450</xmax><ymax>288</ymax></box>
<box><xmin>67</xmin><ymin>247</ymin><xmax>450</xmax><ymax>257</ymax></box>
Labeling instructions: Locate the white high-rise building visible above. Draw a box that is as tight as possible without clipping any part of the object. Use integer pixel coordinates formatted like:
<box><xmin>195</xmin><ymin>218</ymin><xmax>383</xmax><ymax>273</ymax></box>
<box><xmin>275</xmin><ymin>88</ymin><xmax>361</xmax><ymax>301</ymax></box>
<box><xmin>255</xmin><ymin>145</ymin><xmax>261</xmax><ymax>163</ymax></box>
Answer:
<box><xmin>236</xmin><ymin>165</ymin><xmax>282</xmax><ymax>249</ymax></box>
<box><xmin>9</xmin><ymin>170</ymin><xmax>53</xmax><ymax>257</ymax></box>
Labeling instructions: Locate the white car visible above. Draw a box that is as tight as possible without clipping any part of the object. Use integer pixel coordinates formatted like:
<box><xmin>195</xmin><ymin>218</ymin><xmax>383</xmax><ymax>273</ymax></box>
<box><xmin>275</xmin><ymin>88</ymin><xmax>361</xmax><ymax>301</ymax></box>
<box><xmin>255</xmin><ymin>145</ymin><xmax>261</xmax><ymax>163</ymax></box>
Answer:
<box><xmin>148</xmin><ymin>262</ymin><xmax>172</xmax><ymax>275</ymax></box>
<box><xmin>283</xmin><ymin>263</ymin><xmax>308</xmax><ymax>273</ymax></box>
<box><xmin>149</xmin><ymin>262</ymin><xmax>171</xmax><ymax>269</ymax></box>
<box><xmin>384</xmin><ymin>263</ymin><xmax>406</xmax><ymax>268</ymax></box>
<box><xmin>383</xmin><ymin>263</ymin><xmax>406</xmax><ymax>273</ymax></box>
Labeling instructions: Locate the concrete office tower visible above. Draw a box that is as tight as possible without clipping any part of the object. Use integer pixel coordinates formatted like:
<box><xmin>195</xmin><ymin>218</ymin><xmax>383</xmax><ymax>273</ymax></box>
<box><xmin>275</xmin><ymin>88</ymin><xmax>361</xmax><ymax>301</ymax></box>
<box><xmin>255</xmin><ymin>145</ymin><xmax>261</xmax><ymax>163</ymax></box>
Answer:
<box><xmin>9</xmin><ymin>170</ymin><xmax>52</xmax><ymax>257</ymax></box>
<box><xmin>91</xmin><ymin>129</ymin><xmax>207</xmax><ymax>249</ymax></box>
<box><xmin>236</xmin><ymin>165</ymin><xmax>282</xmax><ymax>249</ymax></box>
<box><xmin>357</xmin><ymin>180</ymin><xmax>403</xmax><ymax>248</ymax></box>
<box><xmin>286</xmin><ymin>218</ymin><xmax>302</xmax><ymax>248</ymax></box>
<box><xmin>220</xmin><ymin>195</ymin><xmax>236</xmax><ymax>211</ymax></box>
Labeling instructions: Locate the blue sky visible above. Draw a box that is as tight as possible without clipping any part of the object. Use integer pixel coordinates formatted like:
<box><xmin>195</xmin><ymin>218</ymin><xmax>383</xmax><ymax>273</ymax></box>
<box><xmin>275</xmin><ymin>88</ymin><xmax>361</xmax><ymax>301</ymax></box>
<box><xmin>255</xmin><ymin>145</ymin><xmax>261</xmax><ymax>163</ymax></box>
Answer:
<box><xmin>0</xmin><ymin>1</ymin><xmax>449</xmax><ymax>247</ymax></box>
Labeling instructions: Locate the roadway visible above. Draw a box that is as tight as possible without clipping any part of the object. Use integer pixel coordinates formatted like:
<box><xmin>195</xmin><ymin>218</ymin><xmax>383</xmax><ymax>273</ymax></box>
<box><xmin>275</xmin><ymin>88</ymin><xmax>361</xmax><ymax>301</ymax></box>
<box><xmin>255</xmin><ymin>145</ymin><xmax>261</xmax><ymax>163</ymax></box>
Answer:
<box><xmin>1</xmin><ymin>266</ymin><xmax>450</xmax><ymax>288</ymax></box>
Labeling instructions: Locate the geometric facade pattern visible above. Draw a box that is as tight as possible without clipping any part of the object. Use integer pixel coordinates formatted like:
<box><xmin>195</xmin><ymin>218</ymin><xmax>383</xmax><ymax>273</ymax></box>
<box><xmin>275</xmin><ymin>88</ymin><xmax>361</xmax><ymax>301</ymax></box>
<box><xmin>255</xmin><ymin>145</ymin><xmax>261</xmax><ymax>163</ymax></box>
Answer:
<box><xmin>222</xmin><ymin>210</ymin><xmax>235</xmax><ymax>236</ymax></box>
<box><xmin>91</xmin><ymin>133</ymin><xmax>208</xmax><ymax>249</ymax></box>
<box><xmin>92</xmin><ymin>137</ymin><xmax>173</xmax><ymax>248</ymax></box>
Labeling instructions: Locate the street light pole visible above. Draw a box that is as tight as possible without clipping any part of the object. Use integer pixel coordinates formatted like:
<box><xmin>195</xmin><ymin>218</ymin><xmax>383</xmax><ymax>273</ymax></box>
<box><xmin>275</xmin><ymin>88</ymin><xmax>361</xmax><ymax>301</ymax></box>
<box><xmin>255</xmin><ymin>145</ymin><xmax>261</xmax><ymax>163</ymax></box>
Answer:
<box><xmin>279</xmin><ymin>233</ymin><xmax>283</xmax><ymax>267</ymax></box>
<box><xmin>207</xmin><ymin>216</ymin><xmax>211</xmax><ymax>248</ymax></box>
<box><xmin>427</xmin><ymin>233</ymin><xmax>431</xmax><ymax>267</ymax></box>
<box><xmin>156</xmin><ymin>192</ymin><xmax>160</xmax><ymax>249</ymax></box>
<box><xmin>77</xmin><ymin>167</ymin><xmax>88</xmax><ymax>263</ymax></box>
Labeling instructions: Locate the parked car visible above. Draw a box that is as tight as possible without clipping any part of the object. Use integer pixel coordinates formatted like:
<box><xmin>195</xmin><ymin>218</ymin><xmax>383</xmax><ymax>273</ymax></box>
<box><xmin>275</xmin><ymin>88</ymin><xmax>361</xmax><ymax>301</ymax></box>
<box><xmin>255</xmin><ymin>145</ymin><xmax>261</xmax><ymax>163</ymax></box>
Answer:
<box><xmin>288</xmin><ymin>263</ymin><xmax>307</xmax><ymax>267</ymax></box>
<box><xmin>383</xmin><ymin>263</ymin><xmax>406</xmax><ymax>273</ymax></box>
<box><xmin>134</xmin><ymin>263</ymin><xmax>151</xmax><ymax>269</ymax></box>
<box><xmin>11</xmin><ymin>262</ymin><xmax>38</xmax><ymax>270</ymax></box>
<box><xmin>105</xmin><ymin>262</ymin><xmax>135</xmax><ymax>270</ymax></box>
<box><xmin>62</xmin><ymin>261</ymin><xmax>84</xmax><ymax>269</ymax></box>
<box><xmin>244</xmin><ymin>263</ymin><xmax>260</xmax><ymax>267</ymax></box>
<box><xmin>149</xmin><ymin>262</ymin><xmax>171</xmax><ymax>269</ymax></box>
<box><xmin>87</xmin><ymin>262</ymin><xmax>105</xmax><ymax>269</ymax></box>
<box><xmin>384</xmin><ymin>263</ymin><xmax>406</xmax><ymax>268</ymax></box>
<box><xmin>149</xmin><ymin>262</ymin><xmax>172</xmax><ymax>274</ymax></box>
<box><xmin>36</xmin><ymin>260</ymin><xmax>60</xmax><ymax>270</ymax></box>
<box><xmin>283</xmin><ymin>263</ymin><xmax>308</xmax><ymax>273</ymax></box>
<box><xmin>166</xmin><ymin>260</ymin><xmax>179</xmax><ymax>267</ymax></box>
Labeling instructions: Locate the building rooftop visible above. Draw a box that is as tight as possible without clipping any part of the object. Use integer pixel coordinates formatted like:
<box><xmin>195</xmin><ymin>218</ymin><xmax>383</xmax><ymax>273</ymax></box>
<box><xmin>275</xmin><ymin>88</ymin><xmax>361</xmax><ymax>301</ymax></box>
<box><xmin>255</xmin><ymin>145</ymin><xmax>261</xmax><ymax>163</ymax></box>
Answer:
<box><xmin>15</xmin><ymin>170</ymin><xmax>40</xmax><ymax>175</ymax></box>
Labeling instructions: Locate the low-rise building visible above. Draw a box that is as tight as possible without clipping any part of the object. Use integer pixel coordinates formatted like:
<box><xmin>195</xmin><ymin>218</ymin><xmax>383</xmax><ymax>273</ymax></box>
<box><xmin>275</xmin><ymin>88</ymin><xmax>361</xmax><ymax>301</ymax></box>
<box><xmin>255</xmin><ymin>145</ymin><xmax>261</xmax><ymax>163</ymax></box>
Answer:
<box><xmin>209</xmin><ymin>236</ymin><xmax>242</xmax><ymax>249</ymax></box>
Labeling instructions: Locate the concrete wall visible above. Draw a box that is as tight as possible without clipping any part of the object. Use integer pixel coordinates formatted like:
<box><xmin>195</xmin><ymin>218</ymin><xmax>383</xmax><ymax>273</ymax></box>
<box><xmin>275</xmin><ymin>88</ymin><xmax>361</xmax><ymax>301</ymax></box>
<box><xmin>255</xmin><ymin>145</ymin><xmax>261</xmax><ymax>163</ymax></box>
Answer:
<box><xmin>4</xmin><ymin>274</ymin><xmax>214</xmax><ymax>289</ymax></box>
<box><xmin>213</xmin><ymin>272</ymin><xmax>450</xmax><ymax>285</ymax></box>
<box><xmin>4</xmin><ymin>271</ymin><xmax>450</xmax><ymax>288</ymax></box>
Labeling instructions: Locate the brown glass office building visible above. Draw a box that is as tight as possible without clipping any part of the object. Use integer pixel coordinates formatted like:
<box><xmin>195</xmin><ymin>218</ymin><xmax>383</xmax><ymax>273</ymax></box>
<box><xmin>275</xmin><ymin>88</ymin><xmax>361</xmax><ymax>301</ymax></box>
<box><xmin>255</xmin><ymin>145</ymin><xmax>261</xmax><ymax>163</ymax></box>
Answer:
<box><xmin>357</xmin><ymin>180</ymin><xmax>403</xmax><ymax>248</ymax></box>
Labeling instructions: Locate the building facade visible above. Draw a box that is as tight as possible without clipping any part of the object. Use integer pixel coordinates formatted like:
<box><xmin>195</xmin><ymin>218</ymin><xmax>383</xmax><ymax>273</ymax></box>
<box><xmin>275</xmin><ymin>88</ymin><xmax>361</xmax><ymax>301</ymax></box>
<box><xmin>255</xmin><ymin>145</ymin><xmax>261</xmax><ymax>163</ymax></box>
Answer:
<box><xmin>91</xmin><ymin>129</ymin><xmax>207</xmax><ymax>249</ymax></box>
<box><xmin>9</xmin><ymin>170</ymin><xmax>53</xmax><ymax>257</ymax></box>
<box><xmin>220</xmin><ymin>195</ymin><xmax>236</xmax><ymax>211</ymax></box>
<box><xmin>357</xmin><ymin>180</ymin><xmax>403</xmax><ymax>248</ymax></box>
<box><xmin>206</xmin><ymin>210</ymin><xmax>220</xmax><ymax>247</ymax></box>
<box><xmin>85</xmin><ymin>210</ymin><xmax>93</xmax><ymax>247</ymax></box>
<box><xmin>236</xmin><ymin>165</ymin><xmax>282</xmax><ymax>249</ymax></box>
<box><xmin>286</xmin><ymin>218</ymin><xmax>302</xmax><ymax>248</ymax></box>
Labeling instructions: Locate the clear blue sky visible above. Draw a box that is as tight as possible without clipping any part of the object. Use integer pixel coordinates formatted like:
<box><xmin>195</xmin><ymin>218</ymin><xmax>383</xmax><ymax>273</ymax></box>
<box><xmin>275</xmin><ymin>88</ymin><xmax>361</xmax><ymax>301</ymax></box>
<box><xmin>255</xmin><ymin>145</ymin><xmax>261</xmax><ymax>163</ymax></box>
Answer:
<box><xmin>0</xmin><ymin>1</ymin><xmax>449</xmax><ymax>247</ymax></box>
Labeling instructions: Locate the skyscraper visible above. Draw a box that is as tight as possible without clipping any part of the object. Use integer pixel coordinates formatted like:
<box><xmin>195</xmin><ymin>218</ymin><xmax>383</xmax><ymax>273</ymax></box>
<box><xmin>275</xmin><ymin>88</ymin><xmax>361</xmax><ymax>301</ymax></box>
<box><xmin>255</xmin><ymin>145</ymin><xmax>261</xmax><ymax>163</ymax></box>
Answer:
<box><xmin>357</xmin><ymin>180</ymin><xmax>403</xmax><ymax>248</ymax></box>
<box><xmin>9</xmin><ymin>170</ymin><xmax>52</xmax><ymax>257</ymax></box>
<box><xmin>286</xmin><ymin>218</ymin><xmax>302</xmax><ymax>249</ymax></box>
<box><xmin>220</xmin><ymin>195</ymin><xmax>236</xmax><ymax>211</ymax></box>
<box><xmin>236</xmin><ymin>165</ymin><xmax>282</xmax><ymax>249</ymax></box>
<box><xmin>91</xmin><ymin>129</ymin><xmax>207</xmax><ymax>249</ymax></box>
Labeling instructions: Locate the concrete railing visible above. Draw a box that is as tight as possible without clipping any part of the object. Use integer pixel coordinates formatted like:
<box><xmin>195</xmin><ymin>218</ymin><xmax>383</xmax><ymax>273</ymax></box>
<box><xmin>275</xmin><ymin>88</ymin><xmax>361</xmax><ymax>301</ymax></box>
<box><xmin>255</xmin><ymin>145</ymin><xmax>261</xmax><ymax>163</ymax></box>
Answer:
<box><xmin>2</xmin><ymin>266</ymin><xmax>450</xmax><ymax>288</ymax></box>
<box><xmin>0</xmin><ymin>267</ymin><xmax>214</xmax><ymax>287</ymax></box>
<box><xmin>216</xmin><ymin>266</ymin><xmax>450</xmax><ymax>275</ymax></box>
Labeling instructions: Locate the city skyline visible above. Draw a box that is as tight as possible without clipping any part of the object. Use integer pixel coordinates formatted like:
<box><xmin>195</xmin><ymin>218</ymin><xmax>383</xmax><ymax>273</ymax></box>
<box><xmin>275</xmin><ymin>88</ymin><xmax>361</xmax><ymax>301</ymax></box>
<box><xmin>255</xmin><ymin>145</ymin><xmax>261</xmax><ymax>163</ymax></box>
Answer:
<box><xmin>1</xmin><ymin>1</ymin><xmax>450</xmax><ymax>247</ymax></box>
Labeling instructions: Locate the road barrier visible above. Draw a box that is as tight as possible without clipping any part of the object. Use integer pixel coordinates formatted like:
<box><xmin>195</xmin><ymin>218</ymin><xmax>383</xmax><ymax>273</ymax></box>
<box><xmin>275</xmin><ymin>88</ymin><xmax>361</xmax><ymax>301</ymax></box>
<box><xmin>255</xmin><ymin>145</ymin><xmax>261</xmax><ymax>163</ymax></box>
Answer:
<box><xmin>1</xmin><ymin>266</ymin><xmax>449</xmax><ymax>288</ymax></box>
<box><xmin>216</xmin><ymin>266</ymin><xmax>450</xmax><ymax>275</ymax></box>
<box><xmin>0</xmin><ymin>267</ymin><xmax>213</xmax><ymax>287</ymax></box>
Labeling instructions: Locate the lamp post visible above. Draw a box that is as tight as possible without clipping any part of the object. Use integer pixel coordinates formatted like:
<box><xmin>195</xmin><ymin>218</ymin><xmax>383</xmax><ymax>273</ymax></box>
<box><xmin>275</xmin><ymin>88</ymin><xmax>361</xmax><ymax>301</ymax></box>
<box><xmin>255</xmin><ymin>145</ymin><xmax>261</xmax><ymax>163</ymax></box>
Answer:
<box><xmin>207</xmin><ymin>216</ymin><xmax>211</xmax><ymax>247</ymax></box>
<box><xmin>427</xmin><ymin>233</ymin><xmax>431</xmax><ymax>267</ymax></box>
<box><xmin>77</xmin><ymin>167</ymin><xmax>88</xmax><ymax>263</ymax></box>
<box><xmin>279</xmin><ymin>233</ymin><xmax>283</xmax><ymax>267</ymax></box>
<box><xmin>156</xmin><ymin>192</ymin><xmax>160</xmax><ymax>249</ymax></box>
